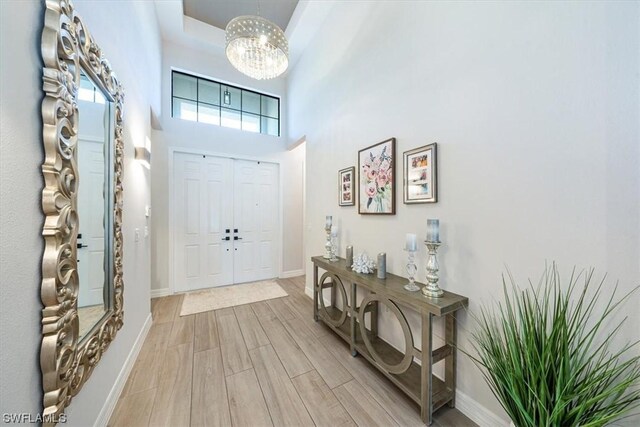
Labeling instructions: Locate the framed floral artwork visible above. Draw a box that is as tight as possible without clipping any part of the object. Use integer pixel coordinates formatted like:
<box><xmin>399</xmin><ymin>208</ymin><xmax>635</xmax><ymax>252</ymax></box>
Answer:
<box><xmin>403</xmin><ymin>142</ymin><xmax>437</xmax><ymax>204</ymax></box>
<box><xmin>338</xmin><ymin>166</ymin><xmax>355</xmax><ymax>206</ymax></box>
<box><xmin>358</xmin><ymin>138</ymin><xmax>396</xmax><ymax>214</ymax></box>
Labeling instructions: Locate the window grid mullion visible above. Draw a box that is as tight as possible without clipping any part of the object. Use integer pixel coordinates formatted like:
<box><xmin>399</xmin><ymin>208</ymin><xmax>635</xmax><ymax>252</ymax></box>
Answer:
<box><xmin>260</xmin><ymin>95</ymin><xmax>263</xmax><ymax>134</ymax></box>
<box><xmin>172</xmin><ymin>71</ymin><xmax>280</xmax><ymax>136</ymax></box>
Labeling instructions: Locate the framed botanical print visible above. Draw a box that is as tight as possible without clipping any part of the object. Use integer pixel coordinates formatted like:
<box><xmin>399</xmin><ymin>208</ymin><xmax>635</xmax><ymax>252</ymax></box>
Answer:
<box><xmin>403</xmin><ymin>142</ymin><xmax>437</xmax><ymax>204</ymax></box>
<box><xmin>338</xmin><ymin>166</ymin><xmax>355</xmax><ymax>206</ymax></box>
<box><xmin>358</xmin><ymin>137</ymin><xmax>396</xmax><ymax>214</ymax></box>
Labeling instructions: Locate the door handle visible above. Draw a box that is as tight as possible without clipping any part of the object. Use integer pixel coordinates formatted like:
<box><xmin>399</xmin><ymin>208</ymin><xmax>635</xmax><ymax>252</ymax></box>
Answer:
<box><xmin>77</xmin><ymin>243</ymin><xmax>88</xmax><ymax>249</ymax></box>
<box><xmin>234</xmin><ymin>236</ymin><xmax>243</xmax><ymax>241</ymax></box>
<box><xmin>221</xmin><ymin>236</ymin><xmax>230</xmax><ymax>241</ymax></box>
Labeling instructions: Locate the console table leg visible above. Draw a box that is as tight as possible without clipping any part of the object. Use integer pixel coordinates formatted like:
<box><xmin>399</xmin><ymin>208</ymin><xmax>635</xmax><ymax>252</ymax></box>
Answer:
<box><xmin>331</xmin><ymin>280</ymin><xmax>337</xmax><ymax>308</ymax></box>
<box><xmin>370</xmin><ymin>301</ymin><xmax>379</xmax><ymax>338</ymax></box>
<box><xmin>350</xmin><ymin>282</ymin><xmax>358</xmax><ymax>357</ymax></box>
<box><xmin>445</xmin><ymin>312</ymin><xmax>457</xmax><ymax>407</ymax></box>
<box><xmin>421</xmin><ymin>313</ymin><xmax>433</xmax><ymax>425</ymax></box>
<box><xmin>313</xmin><ymin>264</ymin><xmax>319</xmax><ymax>322</ymax></box>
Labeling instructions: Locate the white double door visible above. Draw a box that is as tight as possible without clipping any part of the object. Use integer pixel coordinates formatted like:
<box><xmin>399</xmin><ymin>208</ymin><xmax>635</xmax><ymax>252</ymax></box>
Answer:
<box><xmin>173</xmin><ymin>152</ymin><xmax>279</xmax><ymax>292</ymax></box>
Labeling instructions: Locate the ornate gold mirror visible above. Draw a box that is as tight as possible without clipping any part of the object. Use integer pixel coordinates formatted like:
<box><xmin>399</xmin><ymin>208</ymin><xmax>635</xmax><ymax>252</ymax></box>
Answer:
<box><xmin>40</xmin><ymin>0</ymin><xmax>124</xmax><ymax>421</ymax></box>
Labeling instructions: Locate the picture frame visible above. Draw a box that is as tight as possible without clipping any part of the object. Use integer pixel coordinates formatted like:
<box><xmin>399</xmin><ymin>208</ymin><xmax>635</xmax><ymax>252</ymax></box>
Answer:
<box><xmin>403</xmin><ymin>142</ymin><xmax>438</xmax><ymax>204</ymax></box>
<box><xmin>358</xmin><ymin>137</ymin><xmax>396</xmax><ymax>215</ymax></box>
<box><xmin>338</xmin><ymin>166</ymin><xmax>356</xmax><ymax>206</ymax></box>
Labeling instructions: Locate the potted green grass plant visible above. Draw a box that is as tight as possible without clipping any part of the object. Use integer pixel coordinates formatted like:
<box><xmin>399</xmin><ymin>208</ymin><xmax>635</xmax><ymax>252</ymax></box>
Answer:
<box><xmin>467</xmin><ymin>265</ymin><xmax>640</xmax><ymax>427</ymax></box>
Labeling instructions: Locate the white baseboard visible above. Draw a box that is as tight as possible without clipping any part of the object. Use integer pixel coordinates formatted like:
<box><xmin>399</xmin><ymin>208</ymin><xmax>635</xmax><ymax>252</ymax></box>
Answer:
<box><xmin>94</xmin><ymin>313</ymin><xmax>153</xmax><ymax>427</ymax></box>
<box><xmin>455</xmin><ymin>388</ymin><xmax>509</xmax><ymax>427</ymax></box>
<box><xmin>280</xmin><ymin>269</ymin><xmax>305</xmax><ymax>279</ymax></box>
<box><xmin>151</xmin><ymin>288</ymin><xmax>170</xmax><ymax>298</ymax></box>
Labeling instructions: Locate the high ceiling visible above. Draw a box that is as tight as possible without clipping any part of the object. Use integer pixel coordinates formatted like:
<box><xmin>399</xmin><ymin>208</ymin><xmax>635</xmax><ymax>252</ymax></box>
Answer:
<box><xmin>154</xmin><ymin>0</ymin><xmax>336</xmax><ymax>71</ymax></box>
<box><xmin>183</xmin><ymin>0</ymin><xmax>300</xmax><ymax>32</ymax></box>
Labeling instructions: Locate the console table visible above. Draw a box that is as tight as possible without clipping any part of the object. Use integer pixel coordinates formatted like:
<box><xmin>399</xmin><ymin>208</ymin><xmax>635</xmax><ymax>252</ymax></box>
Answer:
<box><xmin>311</xmin><ymin>256</ymin><xmax>469</xmax><ymax>425</ymax></box>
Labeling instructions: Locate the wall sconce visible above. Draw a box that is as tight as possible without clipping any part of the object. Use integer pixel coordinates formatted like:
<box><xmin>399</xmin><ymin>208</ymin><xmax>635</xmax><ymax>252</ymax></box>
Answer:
<box><xmin>135</xmin><ymin>146</ymin><xmax>151</xmax><ymax>169</ymax></box>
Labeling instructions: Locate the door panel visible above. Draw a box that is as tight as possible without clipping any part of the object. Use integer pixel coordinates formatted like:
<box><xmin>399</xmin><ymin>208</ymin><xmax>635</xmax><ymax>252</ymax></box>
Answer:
<box><xmin>175</xmin><ymin>155</ymin><xmax>202</xmax><ymax>291</ymax></box>
<box><xmin>259</xmin><ymin>242</ymin><xmax>272</xmax><ymax>269</ymax></box>
<box><xmin>207</xmin><ymin>243</ymin><xmax>222</xmax><ymax>276</ymax></box>
<box><xmin>185</xmin><ymin>245</ymin><xmax>200</xmax><ymax>278</ymax></box>
<box><xmin>206</xmin><ymin>180</ymin><xmax>222</xmax><ymax>234</ymax></box>
<box><xmin>233</xmin><ymin>160</ymin><xmax>279</xmax><ymax>284</ymax></box>
<box><xmin>202</xmin><ymin>157</ymin><xmax>233</xmax><ymax>287</ymax></box>
<box><xmin>185</xmin><ymin>179</ymin><xmax>200</xmax><ymax>234</ymax></box>
<box><xmin>256</xmin><ymin>167</ymin><xmax>278</xmax><ymax>279</ymax></box>
<box><xmin>174</xmin><ymin>153</ymin><xmax>233</xmax><ymax>291</ymax></box>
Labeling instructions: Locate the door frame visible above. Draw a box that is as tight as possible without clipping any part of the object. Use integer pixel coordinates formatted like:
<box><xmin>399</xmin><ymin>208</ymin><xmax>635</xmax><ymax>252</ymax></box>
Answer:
<box><xmin>168</xmin><ymin>147</ymin><xmax>284</xmax><ymax>295</ymax></box>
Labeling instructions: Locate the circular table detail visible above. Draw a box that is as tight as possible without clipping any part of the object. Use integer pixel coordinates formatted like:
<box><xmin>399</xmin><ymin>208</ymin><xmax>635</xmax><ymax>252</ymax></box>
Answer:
<box><xmin>357</xmin><ymin>294</ymin><xmax>414</xmax><ymax>374</ymax></box>
<box><xmin>317</xmin><ymin>272</ymin><xmax>348</xmax><ymax>328</ymax></box>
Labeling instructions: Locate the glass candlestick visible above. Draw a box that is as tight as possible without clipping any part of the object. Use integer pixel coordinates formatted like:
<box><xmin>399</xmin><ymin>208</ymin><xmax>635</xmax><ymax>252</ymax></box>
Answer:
<box><xmin>323</xmin><ymin>224</ymin><xmax>332</xmax><ymax>259</ymax></box>
<box><xmin>330</xmin><ymin>235</ymin><xmax>339</xmax><ymax>262</ymax></box>
<box><xmin>404</xmin><ymin>249</ymin><xmax>420</xmax><ymax>291</ymax></box>
<box><xmin>422</xmin><ymin>241</ymin><xmax>444</xmax><ymax>298</ymax></box>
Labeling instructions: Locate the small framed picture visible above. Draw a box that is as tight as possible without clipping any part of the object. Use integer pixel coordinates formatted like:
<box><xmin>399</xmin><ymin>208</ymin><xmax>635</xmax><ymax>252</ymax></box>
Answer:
<box><xmin>338</xmin><ymin>166</ymin><xmax>355</xmax><ymax>206</ymax></box>
<box><xmin>358</xmin><ymin>138</ymin><xmax>396</xmax><ymax>214</ymax></box>
<box><xmin>403</xmin><ymin>142</ymin><xmax>437</xmax><ymax>204</ymax></box>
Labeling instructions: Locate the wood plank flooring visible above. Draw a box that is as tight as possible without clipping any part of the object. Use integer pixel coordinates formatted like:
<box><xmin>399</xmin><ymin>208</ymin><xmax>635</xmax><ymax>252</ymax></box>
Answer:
<box><xmin>109</xmin><ymin>276</ymin><xmax>476</xmax><ymax>427</ymax></box>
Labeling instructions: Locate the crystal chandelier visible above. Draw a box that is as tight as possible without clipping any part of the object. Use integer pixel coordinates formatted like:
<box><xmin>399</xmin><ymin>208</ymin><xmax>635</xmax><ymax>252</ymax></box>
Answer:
<box><xmin>225</xmin><ymin>15</ymin><xmax>289</xmax><ymax>80</ymax></box>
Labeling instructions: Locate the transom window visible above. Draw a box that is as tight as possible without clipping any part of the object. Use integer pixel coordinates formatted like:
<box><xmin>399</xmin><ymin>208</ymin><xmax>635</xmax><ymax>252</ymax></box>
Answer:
<box><xmin>171</xmin><ymin>71</ymin><xmax>280</xmax><ymax>137</ymax></box>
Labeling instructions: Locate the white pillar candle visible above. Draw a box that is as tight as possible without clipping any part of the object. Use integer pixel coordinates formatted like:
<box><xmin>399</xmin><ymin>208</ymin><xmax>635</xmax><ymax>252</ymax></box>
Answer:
<box><xmin>427</xmin><ymin>219</ymin><xmax>440</xmax><ymax>242</ymax></box>
<box><xmin>325</xmin><ymin>215</ymin><xmax>332</xmax><ymax>228</ymax></box>
<box><xmin>331</xmin><ymin>225</ymin><xmax>338</xmax><ymax>237</ymax></box>
<box><xmin>405</xmin><ymin>233</ymin><xmax>417</xmax><ymax>251</ymax></box>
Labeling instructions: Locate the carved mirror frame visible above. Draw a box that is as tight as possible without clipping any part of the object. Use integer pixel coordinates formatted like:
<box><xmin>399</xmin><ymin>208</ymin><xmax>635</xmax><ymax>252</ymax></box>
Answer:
<box><xmin>40</xmin><ymin>0</ymin><xmax>124</xmax><ymax>421</ymax></box>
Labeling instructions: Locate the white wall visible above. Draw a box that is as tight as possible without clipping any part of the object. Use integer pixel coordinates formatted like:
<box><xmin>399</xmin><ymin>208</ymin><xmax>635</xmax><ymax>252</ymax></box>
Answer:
<box><xmin>283</xmin><ymin>141</ymin><xmax>306</xmax><ymax>274</ymax></box>
<box><xmin>288</xmin><ymin>1</ymin><xmax>639</xmax><ymax>424</ymax></box>
<box><xmin>0</xmin><ymin>0</ymin><xmax>161</xmax><ymax>425</ymax></box>
<box><xmin>151</xmin><ymin>41</ymin><xmax>305</xmax><ymax>293</ymax></box>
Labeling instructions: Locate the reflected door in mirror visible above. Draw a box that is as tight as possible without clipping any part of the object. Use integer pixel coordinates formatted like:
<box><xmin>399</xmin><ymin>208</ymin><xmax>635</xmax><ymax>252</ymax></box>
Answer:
<box><xmin>76</xmin><ymin>72</ymin><xmax>112</xmax><ymax>339</ymax></box>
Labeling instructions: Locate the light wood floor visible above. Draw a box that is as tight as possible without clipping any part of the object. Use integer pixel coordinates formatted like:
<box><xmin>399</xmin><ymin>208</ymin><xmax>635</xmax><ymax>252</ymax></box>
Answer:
<box><xmin>109</xmin><ymin>276</ymin><xmax>477</xmax><ymax>427</ymax></box>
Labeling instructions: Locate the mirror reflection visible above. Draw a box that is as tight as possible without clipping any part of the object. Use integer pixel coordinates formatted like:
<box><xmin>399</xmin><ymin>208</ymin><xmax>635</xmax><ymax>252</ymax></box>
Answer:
<box><xmin>77</xmin><ymin>71</ymin><xmax>114</xmax><ymax>339</ymax></box>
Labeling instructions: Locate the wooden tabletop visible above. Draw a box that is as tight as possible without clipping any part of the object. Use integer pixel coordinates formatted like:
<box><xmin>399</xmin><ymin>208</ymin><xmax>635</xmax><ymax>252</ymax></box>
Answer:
<box><xmin>312</xmin><ymin>256</ymin><xmax>468</xmax><ymax>317</ymax></box>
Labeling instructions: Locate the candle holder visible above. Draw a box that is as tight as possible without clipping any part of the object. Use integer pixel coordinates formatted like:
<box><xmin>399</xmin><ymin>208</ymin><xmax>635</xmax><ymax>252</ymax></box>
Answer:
<box><xmin>324</xmin><ymin>224</ymin><xmax>332</xmax><ymax>259</ymax></box>
<box><xmin>422</xmin><ymin>241</ymin><xmax>444</xmax><ymax>298</ymax></box>
<box><xmin>404</xmin><ymin>249</ymin><xmax>420</xmax><ymax>291</ymax></box>
<box><xmin>330</xmin><ymin>235</ymin><xmax>339</xmax><ymax>262</ymax></box>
